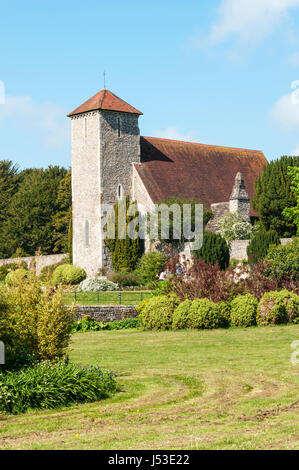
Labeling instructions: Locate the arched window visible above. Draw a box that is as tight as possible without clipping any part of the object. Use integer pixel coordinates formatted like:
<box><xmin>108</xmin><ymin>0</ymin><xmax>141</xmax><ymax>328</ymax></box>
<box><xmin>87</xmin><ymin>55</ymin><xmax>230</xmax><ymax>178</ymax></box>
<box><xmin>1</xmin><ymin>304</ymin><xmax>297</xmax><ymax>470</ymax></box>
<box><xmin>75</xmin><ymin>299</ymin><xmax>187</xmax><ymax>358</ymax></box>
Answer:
<box><xmin>85</xmin><ymin>220</ymin><xmax>89</xmax><ymax>247</ymax></box>
<box><xmin>117</xmin><ymin>117</ymin><xmax>121</xmax><ymax>137</ymax></box>
<box><xmin>117</xmin><ymin>185</ymin><xmax>122</xmax><ymax>200</ymax></box>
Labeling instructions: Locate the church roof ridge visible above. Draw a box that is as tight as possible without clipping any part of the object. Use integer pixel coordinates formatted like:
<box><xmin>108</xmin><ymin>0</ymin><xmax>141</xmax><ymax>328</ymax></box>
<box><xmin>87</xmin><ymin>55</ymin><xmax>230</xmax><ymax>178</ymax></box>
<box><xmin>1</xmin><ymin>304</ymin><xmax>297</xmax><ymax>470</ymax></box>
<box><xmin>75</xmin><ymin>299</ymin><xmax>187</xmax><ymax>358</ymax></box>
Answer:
<box><xmin>141</xmin><ymin>136</ymin><xmax>263</xmax><ymax>154</ymax></box>
<box><xmin>68</xmin><ymin>89</ymin><xmax>143</xmax><ymax>117</ymax></box>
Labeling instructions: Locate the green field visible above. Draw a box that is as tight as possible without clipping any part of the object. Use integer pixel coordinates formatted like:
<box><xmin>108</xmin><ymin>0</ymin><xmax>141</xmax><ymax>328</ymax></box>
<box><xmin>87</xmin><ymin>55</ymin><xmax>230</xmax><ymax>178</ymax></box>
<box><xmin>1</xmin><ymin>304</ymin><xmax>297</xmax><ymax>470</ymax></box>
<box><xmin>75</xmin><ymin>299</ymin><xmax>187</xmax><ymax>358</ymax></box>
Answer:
<box><xmin>0</xmin><ymin>325</ymin><xmax>299</xmax><ymax>450</ymax></box>
<box><xmin>63</xmin><ymin>290</ymin><xmax>153</xmax><ymax>306</ymax></box>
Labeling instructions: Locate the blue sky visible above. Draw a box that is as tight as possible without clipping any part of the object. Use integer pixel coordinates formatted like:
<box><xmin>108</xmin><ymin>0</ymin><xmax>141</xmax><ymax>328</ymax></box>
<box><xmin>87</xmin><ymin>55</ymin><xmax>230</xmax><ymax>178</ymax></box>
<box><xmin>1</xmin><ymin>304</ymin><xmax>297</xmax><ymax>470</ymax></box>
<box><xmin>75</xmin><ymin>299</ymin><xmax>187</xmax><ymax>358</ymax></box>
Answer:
<box><xmin>1</xmin><ymin>0</ymin><xmax>299</xmax><ymax>169</ymax></box>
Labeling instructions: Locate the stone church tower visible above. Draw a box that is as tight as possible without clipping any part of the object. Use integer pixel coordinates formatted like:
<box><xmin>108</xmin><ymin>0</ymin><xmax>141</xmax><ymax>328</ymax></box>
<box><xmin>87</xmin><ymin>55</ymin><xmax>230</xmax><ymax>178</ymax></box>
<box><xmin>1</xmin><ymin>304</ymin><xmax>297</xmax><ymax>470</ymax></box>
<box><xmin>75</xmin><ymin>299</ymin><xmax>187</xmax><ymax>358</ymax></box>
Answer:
<box><xmin>68</xmin><ymin>89</ymin><xmax>142</xmax><ymax>276</ymax></box>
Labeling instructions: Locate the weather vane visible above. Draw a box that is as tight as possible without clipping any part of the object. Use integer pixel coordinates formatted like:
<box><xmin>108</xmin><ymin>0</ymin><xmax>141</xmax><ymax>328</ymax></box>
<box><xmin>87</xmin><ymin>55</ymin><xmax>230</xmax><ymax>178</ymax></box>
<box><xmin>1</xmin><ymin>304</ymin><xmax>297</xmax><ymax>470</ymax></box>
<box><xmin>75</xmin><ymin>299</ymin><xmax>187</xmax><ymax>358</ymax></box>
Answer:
<box><xmin>104</xmin><ymin>71</ymin><xmax>106</xmax><ymax>89</ymax></box>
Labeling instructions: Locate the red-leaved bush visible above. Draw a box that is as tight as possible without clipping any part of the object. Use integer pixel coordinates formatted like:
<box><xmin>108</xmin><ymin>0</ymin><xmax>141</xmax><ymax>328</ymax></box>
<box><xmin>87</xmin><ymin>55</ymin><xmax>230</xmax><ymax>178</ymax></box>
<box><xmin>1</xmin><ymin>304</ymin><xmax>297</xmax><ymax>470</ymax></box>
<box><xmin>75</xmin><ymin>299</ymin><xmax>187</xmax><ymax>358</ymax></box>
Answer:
<box><xmin>165</xmin><ymin>256</ymin><xmax>297</xmax><ymax>302</ymax></box>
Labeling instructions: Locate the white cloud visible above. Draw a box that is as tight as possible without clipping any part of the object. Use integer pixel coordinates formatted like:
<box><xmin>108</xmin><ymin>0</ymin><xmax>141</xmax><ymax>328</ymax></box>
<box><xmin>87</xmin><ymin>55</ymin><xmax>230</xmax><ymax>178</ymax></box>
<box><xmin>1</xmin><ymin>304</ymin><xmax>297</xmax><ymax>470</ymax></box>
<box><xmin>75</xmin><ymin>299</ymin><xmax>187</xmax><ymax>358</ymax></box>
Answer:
<box><xmin>0</xmin><ymin>95</ymin><xmax>69</xmax><ymax>148</ymax></box>
<box><xmin>154</xmin><ymin>126</ymin><xmax>198</xmax><ymax>143</ymax></box>
<box><xmin>270</xmin><ymin>87</ymin><xmax>299</xmax><ymax>131</ymax></box>
<box><xmin>287</xmin><ymin>51</ymin><xmax>299</xmax><ymax>65</ymax></box>
<box><xmin>291</xmin><ymin>144</ymin><xmax>299</xmax><ymax>154</ymax></box>
<box><xmin>202</xmin><ymin>0</ymin><xmax>299</xmax><ymax>46</ymax></box>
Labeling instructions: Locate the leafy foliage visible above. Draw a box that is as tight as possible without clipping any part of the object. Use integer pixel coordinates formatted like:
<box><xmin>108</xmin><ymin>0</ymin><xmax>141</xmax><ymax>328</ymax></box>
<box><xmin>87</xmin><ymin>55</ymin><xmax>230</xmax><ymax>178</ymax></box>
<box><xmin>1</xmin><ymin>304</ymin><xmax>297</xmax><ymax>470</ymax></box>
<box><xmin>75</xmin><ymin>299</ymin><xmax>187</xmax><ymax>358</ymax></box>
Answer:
<box><xmin>172</xmin><ymin>300</ymin><xmax>193</xmax><ymax>329</ymax></box>
<box><xmin>104</xmin><ymin>196</ymin><xmax>143</xmax><ymax>272</ymax></box>
<box><xmin>265</xmin><ymin>239</ymin><xmax>299</xmax><ymax>283</ymax></box>
<box><xmin>150</xmin><ymin>196</ymin><xmax>213</xmax><ymax>253</ymax></box>
<box><xmin>0</xmin><ymin>276</ymin><xmax>75</xmax><ymax>365</ymax></box>
<box><xmin>282</xmin><ymin>166</ymin><xmax>299</xmax><ymax>234</ymax></box>
<box><xmin>72</xmin><ymin>316</ymin><xmax>141</xmax><ymax>332</ymax></box>
<box><xmin>110</xmin><ymin>271</ymin><xmax>139</xmax><ymax>287</ymax></box>
<box><xmin>52</xmin><ymin>171</ymin><xmax>72</xmax><ymax>254</ymax></box>
<box><xmin>194</xmin><ymin>232</ymin><xmax>230</xmax><ymax>270</ymax></box>
<box><xmin>186</xmin><ymin>299</ymin><xmax>225</xmax><ymax>329</ymax></box>
<box><xmin>0</xmin><ymin>362</ymin><xmax>117</xmax><ymax>414</ymax></box>
<box><xmin>135</xmin><ymin>252</ymin><xmax>166</xmax><ymax>285</ymax></box>
<box><xmin>218</xmin><ymin>212</ymin><xmax>253</xmax><ymax>242</ymax></box>
<box><xmin>139</xmin><ymin>295</ymin><xmax>180</xmax><ymax>330</ymax></box>
<box><xmin>53</xmin><ymin>264</ymin><xmax>86</xmax><ymax>285</ymax></box>
<box><xmin>257</xmin><ymin>291</ymin><xmax>289</xmax><ymax>326</ymax></box>
<box><xmin>5</xmin><ymin>268</ymin><xmax>31</xmax><ymax>286</ymax></box>
<box><xmin>253</xmin><ymin>156</ymin><xmax>299</xmax><ymax>236</ymax></box>
<box><xmin>230</xmin><ymin>294</ymin><xmax>258</xmax><ymax>327</ymax></box>
<box><xmin>247</xmin><ymin>230</ymin><xmax>280</xmax><ymax>264</ymax></box>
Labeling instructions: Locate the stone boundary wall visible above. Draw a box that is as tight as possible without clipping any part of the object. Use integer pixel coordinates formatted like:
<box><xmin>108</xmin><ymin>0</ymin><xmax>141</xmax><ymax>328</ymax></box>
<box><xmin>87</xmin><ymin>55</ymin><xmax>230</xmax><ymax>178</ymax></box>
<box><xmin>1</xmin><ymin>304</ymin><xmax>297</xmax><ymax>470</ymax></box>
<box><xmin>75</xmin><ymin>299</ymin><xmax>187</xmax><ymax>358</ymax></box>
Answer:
<box><xmin>0</xmin><ymin>253</ymin><xmax>68</xmax><ymax>276</ymax></box>
<box><xmin>230</xmin><ymin>238</ymin><xmax>293</xmax><ymax>261</ymax></box>
<box><xmin>72</xmin><ymin>305</ymin><xmax>138</xmax><ymax>323</ymax></box>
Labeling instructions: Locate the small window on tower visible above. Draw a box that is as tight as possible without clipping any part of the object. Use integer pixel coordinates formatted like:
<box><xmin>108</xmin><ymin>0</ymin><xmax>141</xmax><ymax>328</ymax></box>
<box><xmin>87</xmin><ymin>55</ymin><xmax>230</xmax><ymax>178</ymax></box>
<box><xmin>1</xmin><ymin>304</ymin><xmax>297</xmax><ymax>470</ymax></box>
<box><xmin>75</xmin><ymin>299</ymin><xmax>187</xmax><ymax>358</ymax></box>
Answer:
<box><xmin>117</xmin><ymin>185</ymin><xmax>122</xmax><ymax>200</ymax></box>
<box><xmin>117</xmin><ymin>117</ymin><xmax>121</xmax><ymax>137</ymax></box>
<box><xmin>85</xmin><ymin>220</ymin><xmax>89</xmax><ymax>247</ymax></box>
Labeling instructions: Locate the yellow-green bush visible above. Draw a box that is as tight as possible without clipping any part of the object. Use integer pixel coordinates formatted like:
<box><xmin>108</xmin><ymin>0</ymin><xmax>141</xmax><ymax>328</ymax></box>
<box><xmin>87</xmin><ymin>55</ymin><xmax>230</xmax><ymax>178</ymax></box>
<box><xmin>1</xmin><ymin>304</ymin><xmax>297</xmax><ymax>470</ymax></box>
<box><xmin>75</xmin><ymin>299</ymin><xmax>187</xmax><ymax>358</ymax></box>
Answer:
<box><xmin>216</xmin><ymin>301</ymin><xmax>231</xmax><ymax>327</ymax></box>
<box><xmin>5</xmin><ymin>268</ymin><xmax>31</xmax><ymax>286</ymax></box>
<box><xmin>53</xmin><ymin>264</ymin><xmax>86</xmax><ymax>285</ymax></box>
<box><xmin>172</xmin><ymin>300</ymin><xmax>193</xmax><ymax>329</ymax></box>
<box><xmin>139</xmin><ymin>295</ymin><xmax>180</xmax><ymax>330</ymax></box>
<box><xmin>277</xmin><ymin>290</ymin><xmax>299</xmax><ymax>324</ymax></box>
<box><xmin>0</xmin><ymin>275</ymin><xmax>75</xmax><ymax>365</ymax></box>
<box><xmin>187</xmin><ymin>299</ymin><xmax>225</xmax><ymax>329</ymax></box>
<box><xmin>230</xmin><ymin>294</ymin><xmax>258</xmax><ymax>327</ymax></box>
<box><xmin>257</xmin><ymin>291</ymin><xmax>288</xmax><ymax>326</ymax></box>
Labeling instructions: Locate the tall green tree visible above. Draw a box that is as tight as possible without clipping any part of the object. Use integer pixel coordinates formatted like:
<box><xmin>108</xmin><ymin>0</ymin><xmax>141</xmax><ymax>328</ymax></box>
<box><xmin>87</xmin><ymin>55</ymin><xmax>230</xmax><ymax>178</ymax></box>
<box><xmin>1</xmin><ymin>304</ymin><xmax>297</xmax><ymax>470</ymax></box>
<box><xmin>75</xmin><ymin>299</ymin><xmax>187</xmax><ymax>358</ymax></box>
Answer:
<box><xmin>52</xmin><ymin>171</ymin><xmax>72</xmax><ymax>253</ymax></box>
<box><xmin>282</xmin><ymin>166</ymin><xmax>299</xmax><ymax>235</ymax></box>
<box><xmin>0</xmin><ymin>160</ymin><xmax>19</xmax><ymax>223</ymax></box>
<box><xmin>0</xmin><ymin>166</ymin><xmax>68</xmax><ymax>257</ymax></box>
<box><xmin>252</xmin><ymin>156</ymin><xmax>299</xmax><ymax>237</ymax></box>
<box><xmin>105</xmin><ymin>196</ymin><xmax>143</xmax><ymax>272</ymax></box>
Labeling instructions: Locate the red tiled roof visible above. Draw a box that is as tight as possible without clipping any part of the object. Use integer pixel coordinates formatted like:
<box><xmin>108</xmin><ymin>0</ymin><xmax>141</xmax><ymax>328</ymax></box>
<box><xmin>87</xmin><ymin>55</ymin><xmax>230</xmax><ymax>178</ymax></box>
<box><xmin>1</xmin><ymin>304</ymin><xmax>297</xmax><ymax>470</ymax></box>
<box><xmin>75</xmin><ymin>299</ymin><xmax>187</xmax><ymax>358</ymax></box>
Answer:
<box><xmin>136</xmin><ymin>137</ymin><xmax>267</xmax><ymax>216</ymax></box>
<box><xmin>67</xmin><ymin>89</ymin><xmax>143</xmax><ymax>117</ymax></box>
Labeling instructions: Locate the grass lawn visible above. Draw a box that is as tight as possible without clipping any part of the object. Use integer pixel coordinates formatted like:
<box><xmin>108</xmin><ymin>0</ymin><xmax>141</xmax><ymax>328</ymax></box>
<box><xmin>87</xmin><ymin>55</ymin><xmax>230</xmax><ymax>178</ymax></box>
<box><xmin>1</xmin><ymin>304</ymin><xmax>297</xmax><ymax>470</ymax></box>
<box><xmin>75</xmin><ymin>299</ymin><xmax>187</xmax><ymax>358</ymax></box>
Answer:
<box><xmin>63</xmin><ymin>290</ymin><xmax>153</xmax><ymax>306</ymax></box>
<box><xmin>0</xmin><ymin>325</ymin><xmax>299</xmax><ymax>450</ymax></box>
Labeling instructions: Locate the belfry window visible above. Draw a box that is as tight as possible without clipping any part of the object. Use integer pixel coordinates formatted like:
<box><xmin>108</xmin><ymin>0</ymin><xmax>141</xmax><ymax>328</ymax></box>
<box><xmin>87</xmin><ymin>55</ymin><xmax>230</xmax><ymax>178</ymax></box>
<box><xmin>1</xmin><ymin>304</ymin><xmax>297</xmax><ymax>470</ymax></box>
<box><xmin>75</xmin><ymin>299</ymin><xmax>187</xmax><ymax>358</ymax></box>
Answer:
<box><xmin>85</xmin><ymin>220</ymin><xmax>89</xmax><ymax>247</ymax></box>
<box><xmin>117</xmin><ymin>117</ymin><xmax>121</xmax><ymax>137</ymax></box>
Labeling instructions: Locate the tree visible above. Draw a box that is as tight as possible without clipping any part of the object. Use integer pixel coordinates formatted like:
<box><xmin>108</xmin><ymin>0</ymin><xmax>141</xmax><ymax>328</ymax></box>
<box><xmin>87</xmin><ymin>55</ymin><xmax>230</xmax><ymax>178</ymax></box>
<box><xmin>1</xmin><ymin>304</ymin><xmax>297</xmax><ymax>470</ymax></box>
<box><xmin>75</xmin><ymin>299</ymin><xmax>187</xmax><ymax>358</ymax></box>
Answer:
<box><xmin>151</xmin><ymin>196</ymin><xmax>213</xmax><ymax>254</ymax></box>
<box><xmin>282</xmin><ymin>166</ymin><xmax>299</xmax><ymax>235</ymax></box>
<box><xmin>247</xmin><ymin>230</ymin><xmax>280</xmax><ymax>264</ymax></box>
<box><xmin>194</xmin><ymin>232</ymin><xmax>230</xmax><ymax>270</ymax></box>
<box><xmin>52</xmin><ymin>171</ymin><xmax>72</xmax><ymax>253</ymax></box>
<box><xmin>253</xmin><ymin>156</ymin><xmax>299</xmax><ymax>237</ymax></box>
<box><xmin>104</xmin><ymin>196</ymin><xmax>143</xmax><ymax>272</ymax></box>
<box><xmin>0</xmin><ymin>166</ymin><xmax>68</xmax><ymax>257</ymax></box>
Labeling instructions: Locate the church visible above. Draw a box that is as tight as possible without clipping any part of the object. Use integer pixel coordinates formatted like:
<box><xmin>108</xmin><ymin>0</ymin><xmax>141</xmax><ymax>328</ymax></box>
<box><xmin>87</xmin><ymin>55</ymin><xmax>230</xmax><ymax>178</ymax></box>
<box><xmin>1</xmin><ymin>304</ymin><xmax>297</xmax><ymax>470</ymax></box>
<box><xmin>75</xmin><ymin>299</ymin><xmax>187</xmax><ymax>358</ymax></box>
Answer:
<box><xmin>68</xmin><ymin>89</ymin><xmax>267</xmax><ymax>277</ymax></box>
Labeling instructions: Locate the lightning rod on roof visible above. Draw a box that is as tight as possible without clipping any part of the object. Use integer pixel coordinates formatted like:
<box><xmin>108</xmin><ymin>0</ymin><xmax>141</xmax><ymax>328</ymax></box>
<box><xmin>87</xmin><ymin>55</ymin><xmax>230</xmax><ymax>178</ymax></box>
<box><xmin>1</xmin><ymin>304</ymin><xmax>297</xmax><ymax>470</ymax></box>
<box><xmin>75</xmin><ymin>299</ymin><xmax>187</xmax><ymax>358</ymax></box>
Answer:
<box><xmin>104</xmin><ymin>71</ymin><xmax>106</xmax><ymax>89</ymax></box>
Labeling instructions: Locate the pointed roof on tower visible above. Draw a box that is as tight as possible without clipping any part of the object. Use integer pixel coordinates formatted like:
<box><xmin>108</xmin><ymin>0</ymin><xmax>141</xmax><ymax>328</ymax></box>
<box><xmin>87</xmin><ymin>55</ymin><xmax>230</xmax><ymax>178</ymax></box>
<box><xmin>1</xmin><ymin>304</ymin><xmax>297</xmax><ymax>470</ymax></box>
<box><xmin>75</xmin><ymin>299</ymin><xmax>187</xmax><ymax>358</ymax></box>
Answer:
<box><xmin>67</xmin><ymin>89</ymin><xmax>143</xmax><ymax>117</ymax></box>
<box><xmin>230</xmin><ymin>172</ymin><xmax>250</xmax><ymax>201</ymax></box>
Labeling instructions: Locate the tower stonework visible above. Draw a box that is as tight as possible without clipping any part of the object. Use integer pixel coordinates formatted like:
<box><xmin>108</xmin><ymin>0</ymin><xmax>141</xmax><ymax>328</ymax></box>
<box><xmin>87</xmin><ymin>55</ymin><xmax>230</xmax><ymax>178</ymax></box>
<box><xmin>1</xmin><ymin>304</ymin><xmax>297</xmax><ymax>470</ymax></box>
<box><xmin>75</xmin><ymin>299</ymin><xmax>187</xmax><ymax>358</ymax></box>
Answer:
<box><xmin>68</xmin><ymin>90</ymin><xmax>142</xmax><ymax>276</ymax></box>
<box><xmin>229</xmin><ymin>172</ymin><xmax>250</xmax><ymax>218</ymax></box>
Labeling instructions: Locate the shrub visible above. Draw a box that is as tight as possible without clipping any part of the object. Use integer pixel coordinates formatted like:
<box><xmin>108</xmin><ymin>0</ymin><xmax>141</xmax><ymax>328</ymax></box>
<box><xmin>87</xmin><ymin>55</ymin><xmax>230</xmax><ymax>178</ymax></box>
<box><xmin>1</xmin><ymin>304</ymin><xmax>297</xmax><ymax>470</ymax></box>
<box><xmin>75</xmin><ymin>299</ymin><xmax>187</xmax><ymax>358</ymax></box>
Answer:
<box><xmin>230</xmin><ymin>294</ymin><xmax>258</xmax><ymax>327</ymax></box>
<box><xmin>194</xmin><ymin>232</ymin><xmax>230</xmax><ymax>270</ymax></box>
<box><xmin>5</xmin><ymin>268</ymin><xmax>31</xmax><ymax>286</ymax></box>
<box><xmin>139</xmin><ymin>295</ymin><xmax>179</xmax><ymax>330</ymax></box>
<box><xmin>257</xmin><ymin>291</ymin><xmax>288</xmax><ymax>326</ymax></box>
<box><xmin>0</xmin><ymin>362</ymin><xmax>117</xmax><ymax>414</ymax></box>
<box><xmin>265</xmin><ymin>238</ymin><xmax>299</xmax><ymax>282</ymax></box>
<box><xmin>216</xmin><ymin>301</ymin><xmax>231</xmax><ymax>327</ymax></box>
<box><xmin>53</xmin><ymin>264</ymin><xmax>86</xmax><ymax>285</ymax></box>
<box><xmin>72</xmin><ymin>316</ymin><xmax>141</xmax><ymax>332</ymax></box>
<box><xmin>39</xmin><ymin>258</ymin><xmax>68</xmax><ymax>283</ymax></box>
<box><xmin>219</xmin><ymin>212</ymin><xmax>253</xmax><ymax>242</ymax></box>
<box><xmin>172</xmin><ymin>300</ymin><xmax>193</xmax><ymax>329</ymax></box>
<box><xmin>0</xmin><ymin>262</ymin><xmax>28</xmax><ymax>282</ymax></box>
<box><xmin>187</xmin><ymin>299</ymin><xmax>225</xmax><ymax>329</ymax></box>
<box><xmin>77</xmin><ymin>278</ymin><xmax>119</xmax><ymax>292</ymax></box>
<box><xmin>0</xmin><ymin>276</ymin><xmax>75</xmax><ymax>365</ymax></box>
<box><xmin>135</xmin><ymin>252</ymin><xmax>166</xmax><ymax>285</ymax></box>
<box><xmin>247</xmin><ymin>231</ymin><xmax>280</xmax><ymax>264</ymax></box>
<box><xmin>110</xmin><ymin>271</ymin><xmax>139</xmax><ymax>287</ymax></box>
<box><xmin>277</xmin><ymin>290</ymin><xmax>299</xmax><ymax>324</ymax></box>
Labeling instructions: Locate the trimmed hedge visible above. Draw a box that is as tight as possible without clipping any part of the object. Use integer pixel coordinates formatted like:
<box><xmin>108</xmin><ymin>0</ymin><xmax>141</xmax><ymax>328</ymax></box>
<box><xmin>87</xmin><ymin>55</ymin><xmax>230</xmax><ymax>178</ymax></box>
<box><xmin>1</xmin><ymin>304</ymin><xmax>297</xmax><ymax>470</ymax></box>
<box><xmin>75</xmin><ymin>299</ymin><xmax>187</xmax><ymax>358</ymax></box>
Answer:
<box><xmin>172</xmin><ymin>300</ymin><xmax>193</xmax><ymax>329</ymax></box>
<box><xmin>5</xmin><ymin>268</ymin><xmax>30</xmax><ymax>286</ymax></box>
<box><xmin>53</xmin><ymin>264</ymin><xmax>86</xmax><ymax>285</ymax></box>
<box><xmin>187</xmin><ymin>299</ymin><xmax>225</xmax><ymax>329</ymax></box>
<box><xmin>257</xmin><ymin>291</ymin><xmax>288</xmax><ymax>326</ymax></box>
<box><xmin>139</xmin><ymin>295</ymin><xmax>180</xmax><ymax>330</ymax></box>
<box><xmin>277</xmin><ymin>290</ymin><xmax>299</xmax><ymax>324</ymax></box>
<box><xmin>230</xmin><ymin>294</ymin><xmax>258</xmax><ymax>327</ymax></box>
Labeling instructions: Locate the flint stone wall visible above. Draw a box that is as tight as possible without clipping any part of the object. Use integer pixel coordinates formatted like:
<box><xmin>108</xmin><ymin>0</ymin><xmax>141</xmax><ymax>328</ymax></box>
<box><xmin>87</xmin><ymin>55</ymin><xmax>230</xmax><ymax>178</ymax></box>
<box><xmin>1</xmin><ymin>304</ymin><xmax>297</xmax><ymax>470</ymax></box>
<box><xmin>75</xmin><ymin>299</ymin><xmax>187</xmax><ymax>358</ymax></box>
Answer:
<box><xmin>72</xmin><ymin>305</ymin><xmax>138</xmax><ymax>322</ymax></box>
